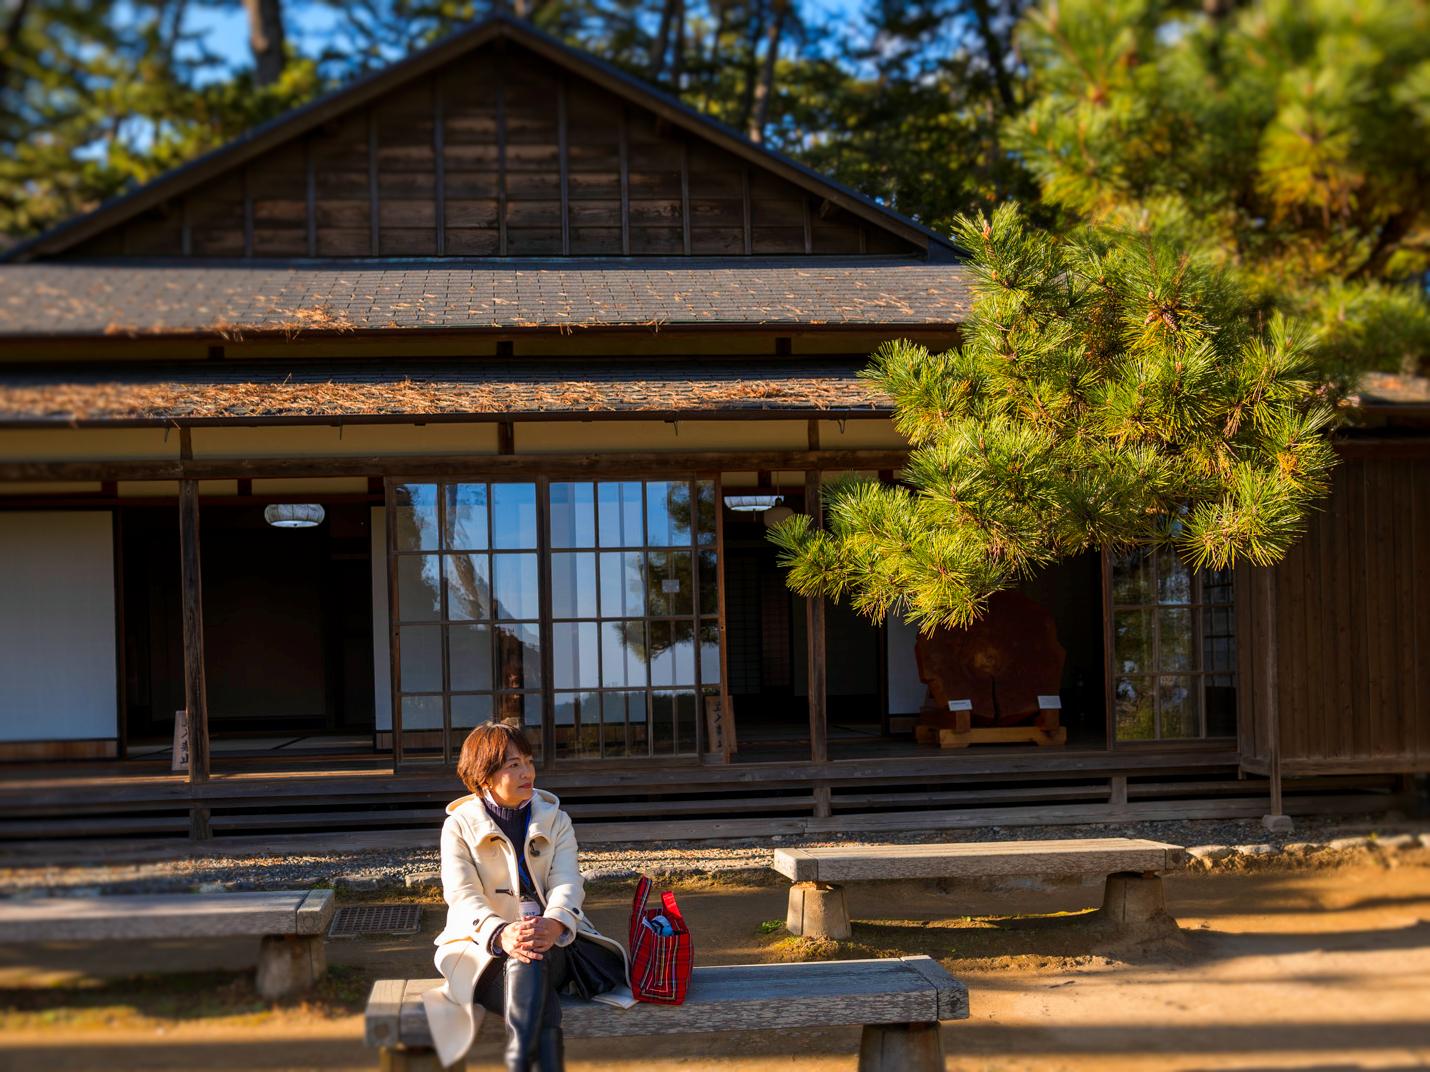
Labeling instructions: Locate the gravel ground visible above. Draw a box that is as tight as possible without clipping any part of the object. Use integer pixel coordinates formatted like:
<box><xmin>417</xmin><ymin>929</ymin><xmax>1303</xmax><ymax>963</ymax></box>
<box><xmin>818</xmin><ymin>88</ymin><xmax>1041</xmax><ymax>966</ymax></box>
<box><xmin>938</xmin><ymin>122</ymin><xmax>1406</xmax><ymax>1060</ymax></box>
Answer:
<box><xmin>1</xmin><ymin>811</ymin><xmax>1426</xmax><ymax>898</ymax></box>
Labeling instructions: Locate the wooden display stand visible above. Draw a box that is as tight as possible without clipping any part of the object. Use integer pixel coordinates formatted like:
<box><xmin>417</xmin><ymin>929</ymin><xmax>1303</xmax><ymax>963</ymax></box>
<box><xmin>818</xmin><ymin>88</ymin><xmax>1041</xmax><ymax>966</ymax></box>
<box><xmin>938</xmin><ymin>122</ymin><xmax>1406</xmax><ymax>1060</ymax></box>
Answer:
<box><xmin>916</xmin><ymin>696</ymin><xmax>1067</xmax><ymax>749</ymax></box>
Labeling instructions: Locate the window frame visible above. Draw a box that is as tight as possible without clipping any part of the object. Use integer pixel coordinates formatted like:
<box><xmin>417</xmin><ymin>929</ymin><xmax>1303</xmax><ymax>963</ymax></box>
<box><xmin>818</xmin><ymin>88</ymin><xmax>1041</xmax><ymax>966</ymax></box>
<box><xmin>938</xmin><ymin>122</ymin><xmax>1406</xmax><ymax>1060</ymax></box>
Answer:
<box><xmin>385</xmin><ymin>474</ymin><xmax>721</xmax><ymax>769</ymax></box>
<box><xmin>1101</xmin><ymin>547</ymin><xmax>1238</xmax><ymax>747</ymax></box>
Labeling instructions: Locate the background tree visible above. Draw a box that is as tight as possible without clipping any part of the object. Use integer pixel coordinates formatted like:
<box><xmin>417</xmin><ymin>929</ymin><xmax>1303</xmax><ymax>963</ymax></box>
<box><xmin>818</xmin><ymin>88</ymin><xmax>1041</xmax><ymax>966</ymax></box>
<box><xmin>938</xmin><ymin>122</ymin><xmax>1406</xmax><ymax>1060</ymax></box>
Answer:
<box><xmin>772</xmin><ymin>203</ymin><xmax>1338</xmax><ymax>631</ymax></box>
<box><xmin>0</xmin><ymin>0</ymin><xmax>318</xmax><ymax>241</ymax></box>
<box><xmin>1006</xmin><ymin>0</ymin><xmax>1430</xmax><ymax>385</ymax></box>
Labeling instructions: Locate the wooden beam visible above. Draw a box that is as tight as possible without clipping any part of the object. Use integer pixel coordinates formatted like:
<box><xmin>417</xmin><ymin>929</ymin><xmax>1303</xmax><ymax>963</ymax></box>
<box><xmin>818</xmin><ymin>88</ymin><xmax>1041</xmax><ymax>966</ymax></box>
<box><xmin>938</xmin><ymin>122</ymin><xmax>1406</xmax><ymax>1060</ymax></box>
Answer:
<box><xmin>1334</xmin><ymin>437</ymin><xmax>1430</xmax><ymax>459</ymax></box>
<box><xmin>680</xmin><ymin>141</ymin><xmax>691</xmax><ymax>255</ymax></box>
<box><xmin>802</xmin><ymin>197</ymin><xmax>812</xmax><ymax>254</ymax></box>
<box><xmin>0</xmin><ymin>747</ymin><xmax>1247</xmax><ymax>811</ymax></box>
<box><xmin>367</xmin><ymin>109</ymin><xmax>380</xmax><ymax>256</ymax></box>
<box><xmin>384</xmin><ymin>477</ymin><xmax>402</xmax><ymax>769</ymax></box>
<box><xmin>112</xmin><ymin>508</ymin><xmax>127</xmax><ymax>759</ymax></box>
<box><xmin>741</xmin><ymin>166</ymin><xmax>752</xmax><ymax>256</ymax></box>
<box><xmin>433</xmin><ymin>78</ymin><xmax>446</xmax><ymax>256</ymax></box>
<box><xmin>557</xmin><ymin>78</ymin><xmax>569</xmax><ymax>256</ymax></box>
<box><xmin>536</xmin><ymin>475</ymin><xmax>556</xmax><ymax>765</ymax></box>
<box><xmin>1263</xmin><ymin>568</ymin><xmax>1283</xmax><ymax>817</ymax></box>
<box><xmin>2</xmin><ymin>449</ymin><xmax>911</xmax><ymax>484</ymax></box>
<box><xmin>496</xmin><ymin>71</ymin><xmax>508</xmax><ymax>257</ymax></box>
<box><xmin>242</xmin><ymin>165</ymin><xmax>254</xmax><ymax>258</ymax></box>
<box><xmin>180</xmin><ymin>198</ymin><xmax>192</xmax><ymax>257</ymax></box>
<box><xmin>618</xmin><ymin>106</ymin><xmax>630</xmax><ymax>256</ymax></box>
<box><xmin>304</xmin><ymin>139</ymin><xmax>317</xmax><ymax>257</ymax></box>
<box><xmin>178</xmin><ymin>477</ymin><xmax>210</xmax><ymax>790</ymax></box>
<box><xmin>714</xmin><ymin>473</ymin><xmax>733</xmax><ymax>761</ymax></box>
<box><xmin>805</xmin><ymin>469</ymin><xmax>828</xmax><ymax>798</ymax></box>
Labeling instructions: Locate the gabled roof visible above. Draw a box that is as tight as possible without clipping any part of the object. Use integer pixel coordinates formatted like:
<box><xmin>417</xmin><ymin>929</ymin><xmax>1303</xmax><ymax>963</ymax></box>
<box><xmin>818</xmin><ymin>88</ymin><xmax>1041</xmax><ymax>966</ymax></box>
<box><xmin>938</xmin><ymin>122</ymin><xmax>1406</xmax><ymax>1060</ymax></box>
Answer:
<box><xmin>0</xmin><ymin>258</ymin><xmax>971</xmax><ymax>338</ymax></box>
<box><xmin>5</xmin><ymin>13</ymin><xmax>955</xmax><ymax>264</ymax></box>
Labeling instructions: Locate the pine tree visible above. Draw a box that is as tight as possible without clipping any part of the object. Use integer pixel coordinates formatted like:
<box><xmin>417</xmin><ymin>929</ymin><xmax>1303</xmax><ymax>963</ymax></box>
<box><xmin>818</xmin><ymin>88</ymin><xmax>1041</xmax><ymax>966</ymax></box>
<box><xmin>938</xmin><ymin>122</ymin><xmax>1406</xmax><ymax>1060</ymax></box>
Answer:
<box><xmin>1006</xmin><ymin>0</ymin><xmax>1430</xmax><ymax>386</ymax></box>
<box><xmin>771</xmin><ymin>203</ymin><xmax>1337</xmax><ymax>632</ymax></box>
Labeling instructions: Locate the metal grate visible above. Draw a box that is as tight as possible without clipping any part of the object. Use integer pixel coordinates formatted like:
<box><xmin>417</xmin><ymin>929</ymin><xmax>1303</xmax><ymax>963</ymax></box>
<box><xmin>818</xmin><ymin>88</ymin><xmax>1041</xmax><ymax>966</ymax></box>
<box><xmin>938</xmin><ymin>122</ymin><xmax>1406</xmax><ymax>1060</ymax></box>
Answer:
<box><xmin>328</xmin><ymin>904</ymin><xmax>423</xmax><ymax>939</ymax></box>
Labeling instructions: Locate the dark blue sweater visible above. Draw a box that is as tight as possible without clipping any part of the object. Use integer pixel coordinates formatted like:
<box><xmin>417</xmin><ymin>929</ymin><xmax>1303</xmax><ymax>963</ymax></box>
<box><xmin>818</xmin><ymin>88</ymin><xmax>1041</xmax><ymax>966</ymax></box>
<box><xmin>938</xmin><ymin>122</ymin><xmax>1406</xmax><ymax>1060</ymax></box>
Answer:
<box><xmin>483</xmin><ymin>795</ymin><xmax>538</xmax><ymax>955</ymax></box>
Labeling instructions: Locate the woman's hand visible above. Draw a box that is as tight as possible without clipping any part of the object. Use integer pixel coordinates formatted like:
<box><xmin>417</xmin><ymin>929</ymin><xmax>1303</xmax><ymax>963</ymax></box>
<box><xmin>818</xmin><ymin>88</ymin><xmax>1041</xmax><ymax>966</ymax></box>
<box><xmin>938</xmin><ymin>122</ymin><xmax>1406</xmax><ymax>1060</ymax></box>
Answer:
<box><xmin>498</xmin><ymin>916</ymin><xmax>568</xmax><ymax>962</ymax></box>
<box><xmin>499</xmin><ymin>918</ymin><xmax>541</xmax><ymax>963</ymax></box>
<box><xmin>528</xmin><ymin>916</ymin><xmax>567</xmax><ymax>952</ymax></box>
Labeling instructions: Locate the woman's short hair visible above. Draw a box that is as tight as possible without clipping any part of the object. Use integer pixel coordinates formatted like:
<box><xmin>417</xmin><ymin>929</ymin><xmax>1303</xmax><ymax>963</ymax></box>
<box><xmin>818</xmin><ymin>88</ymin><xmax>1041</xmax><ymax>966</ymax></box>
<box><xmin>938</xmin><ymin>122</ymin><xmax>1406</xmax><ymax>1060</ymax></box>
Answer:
<box><xmin>456</xmin><ymin>720</ymin><xmax>535</xmax><ymax>794</ymax></box>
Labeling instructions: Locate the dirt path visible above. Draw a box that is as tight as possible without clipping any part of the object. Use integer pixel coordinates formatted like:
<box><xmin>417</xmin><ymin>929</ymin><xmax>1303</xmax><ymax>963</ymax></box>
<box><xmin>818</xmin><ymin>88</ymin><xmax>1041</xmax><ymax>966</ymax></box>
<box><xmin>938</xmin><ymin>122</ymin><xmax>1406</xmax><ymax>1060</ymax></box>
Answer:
<box><xmin>3</xmin><ymin>861</ymin><xmax>1429</xmax><ymax>1071</ymax></box>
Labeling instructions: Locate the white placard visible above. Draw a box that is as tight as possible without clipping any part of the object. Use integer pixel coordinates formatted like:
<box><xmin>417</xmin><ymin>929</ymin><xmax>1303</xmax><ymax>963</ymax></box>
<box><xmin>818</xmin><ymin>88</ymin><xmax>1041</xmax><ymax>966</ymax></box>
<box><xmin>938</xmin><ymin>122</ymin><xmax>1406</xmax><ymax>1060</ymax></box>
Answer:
<box><xmin>947</xmin><ymin>699</ymin><xmax>973</xmax><ymax>712</ymax></box>
<box><xmin>1037</xmin><ymin>694</ymin><xmax>1062</xmax><ymax>710</ymax></box>
<box><xmin>660</xmin><ymin>578</ymin><xmax>682</xmax><ymax>593</ymax></box>
<box><xmin>172</xmin><ymin>709</ymin><xmax>190</xmax><ymax>772</ymax></box>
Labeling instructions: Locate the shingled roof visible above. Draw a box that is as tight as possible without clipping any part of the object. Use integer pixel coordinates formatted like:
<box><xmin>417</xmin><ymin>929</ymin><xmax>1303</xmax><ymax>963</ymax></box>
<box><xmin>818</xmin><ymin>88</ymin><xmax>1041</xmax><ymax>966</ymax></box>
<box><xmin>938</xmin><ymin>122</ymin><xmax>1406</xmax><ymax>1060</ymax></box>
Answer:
<box><xmin>0</xmin><ymin>259</ymin><xmax>971</xmax><ymax>338</ymax></box>
<box><xmin>0</xmin><ymin>358</ymin><xmax>890</xmax><ymax>424</ymax></box>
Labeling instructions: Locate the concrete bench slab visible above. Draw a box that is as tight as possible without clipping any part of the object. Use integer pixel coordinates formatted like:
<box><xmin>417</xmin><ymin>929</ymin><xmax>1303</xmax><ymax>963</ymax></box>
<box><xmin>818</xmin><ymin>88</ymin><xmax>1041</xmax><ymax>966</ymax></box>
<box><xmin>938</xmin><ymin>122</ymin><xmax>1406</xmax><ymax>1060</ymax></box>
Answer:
<box><xmin>366</xmin><ymin>955</ymin><xmax>968</xmax><ymax>1071</ymax></box>
<box><xmin>772</xmin><ymin>838</ymin><xmax>1187</xmax><ymax>939</ymax></box>
<box><xmin>0</xmin><ymin>889</ymin><xmax>334</xmax><ymax>999</ymax></box>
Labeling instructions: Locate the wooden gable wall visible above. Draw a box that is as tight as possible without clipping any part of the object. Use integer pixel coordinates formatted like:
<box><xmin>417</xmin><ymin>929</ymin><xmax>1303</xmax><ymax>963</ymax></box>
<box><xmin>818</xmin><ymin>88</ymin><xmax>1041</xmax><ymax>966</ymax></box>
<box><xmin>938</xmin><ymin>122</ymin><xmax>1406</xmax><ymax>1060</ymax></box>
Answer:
<box><xmin>65</xmin><ymin>42</ymin><xmax>915</xmax><ymax>261</ymax></box>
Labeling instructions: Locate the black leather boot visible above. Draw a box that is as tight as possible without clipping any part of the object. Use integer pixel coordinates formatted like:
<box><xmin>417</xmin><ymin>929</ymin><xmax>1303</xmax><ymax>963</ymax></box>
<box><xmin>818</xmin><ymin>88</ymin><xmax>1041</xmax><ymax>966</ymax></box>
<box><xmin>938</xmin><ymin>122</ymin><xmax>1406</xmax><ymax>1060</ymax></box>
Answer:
<box><xmin>502</xmin><ymin>956</ymin><xmax>548</xmax><ymax>1072</ymax></box>
<box><xmin>536</xmin><ymin>1026</ymin><xmax>565</xmax><ymax>1072</ymax></box>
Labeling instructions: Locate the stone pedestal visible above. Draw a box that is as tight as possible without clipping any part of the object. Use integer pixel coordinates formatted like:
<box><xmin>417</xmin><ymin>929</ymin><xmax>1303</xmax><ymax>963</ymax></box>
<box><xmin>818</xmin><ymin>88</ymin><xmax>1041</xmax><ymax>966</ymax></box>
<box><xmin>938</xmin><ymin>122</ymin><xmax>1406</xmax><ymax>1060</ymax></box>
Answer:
<box><xmin>857</xmin><ymin>1022</ymin><xmax>944</xmax><ymax>1071</ymax></box>
<box><xmin>256</xmin><ymin>933</ymin><xmax>327</xmax><ymax>1000</ymax></box>
<box><xmin>379</xmin><ymin>1048</ymin><xmax>464</xmax><ymax>1072</ymax></box>
<box><xmin>1099</xmin><ymin>872</ymin><xmax>1166</xmax><ymax>925</ymax></box>
<box><xmin>785</xmin><ymin>881</ymin><xmax>850</xmax><ymax>940</ymax></box>
<box><xmin>1262</xmin><ymin>813</ymin><xmax>1294</xmax><ymax>833</ymax></box>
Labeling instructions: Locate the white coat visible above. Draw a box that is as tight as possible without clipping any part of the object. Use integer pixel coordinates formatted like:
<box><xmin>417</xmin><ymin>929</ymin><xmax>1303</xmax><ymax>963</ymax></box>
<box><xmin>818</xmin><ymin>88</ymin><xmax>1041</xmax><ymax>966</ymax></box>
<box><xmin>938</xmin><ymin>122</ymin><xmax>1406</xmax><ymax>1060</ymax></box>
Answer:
<box><xmin>422</xmin><ymin>787</ymin><xmax>629</xmax><ymax>1068</ymax></box>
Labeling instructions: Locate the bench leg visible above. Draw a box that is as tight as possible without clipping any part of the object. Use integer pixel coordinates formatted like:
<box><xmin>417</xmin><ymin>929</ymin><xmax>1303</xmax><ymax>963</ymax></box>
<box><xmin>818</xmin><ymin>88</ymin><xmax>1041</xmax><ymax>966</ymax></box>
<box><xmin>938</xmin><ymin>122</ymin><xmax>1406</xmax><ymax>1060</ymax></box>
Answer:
<box><xmin>786</xmin><ymin>882</ymin><xmax>850</xmax><ymax>940</ymax></box>
<box><xmin>1100</xmin><ymin>871</ymin><xmax>1166</xmax><ymax>925</ymax></box>
<box><xmin>256</xmin><ymin>933</ymin><xmax>326</xmax><ymax>1000</ymax></box>
<box><xmin>378</xmin><ymin>1046</ymin><xmax>464</xmax><ymax>1072</ymax></box>
<box><xmin>858</xmin><ymin>1022</ymin><xmax>943</xmax><ymax>1072</ymax></box>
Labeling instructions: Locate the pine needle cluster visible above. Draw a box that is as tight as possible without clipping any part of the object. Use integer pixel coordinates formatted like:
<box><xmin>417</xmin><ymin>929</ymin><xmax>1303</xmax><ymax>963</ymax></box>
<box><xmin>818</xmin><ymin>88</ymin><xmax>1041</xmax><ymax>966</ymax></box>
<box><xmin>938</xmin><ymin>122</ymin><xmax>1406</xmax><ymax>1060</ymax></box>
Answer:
<box><xmin>771</xmin><ymin>203</ymin><xmax>1337</xmax><ymax>633</ymax></box>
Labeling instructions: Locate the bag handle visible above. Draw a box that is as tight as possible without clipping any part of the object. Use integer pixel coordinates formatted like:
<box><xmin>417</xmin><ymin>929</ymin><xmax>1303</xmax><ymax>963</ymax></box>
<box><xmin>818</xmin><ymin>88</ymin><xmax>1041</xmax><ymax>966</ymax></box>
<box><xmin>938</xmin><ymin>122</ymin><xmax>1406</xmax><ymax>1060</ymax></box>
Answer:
<box><xmin>629</xmin><ymin>874</ymin><xmax>654</xmax><ymax>948</ymax></box>
<box><xmin>660</xmin><ymin>889</ymin><xmax>687</xmax><ymax>933</ymax></box>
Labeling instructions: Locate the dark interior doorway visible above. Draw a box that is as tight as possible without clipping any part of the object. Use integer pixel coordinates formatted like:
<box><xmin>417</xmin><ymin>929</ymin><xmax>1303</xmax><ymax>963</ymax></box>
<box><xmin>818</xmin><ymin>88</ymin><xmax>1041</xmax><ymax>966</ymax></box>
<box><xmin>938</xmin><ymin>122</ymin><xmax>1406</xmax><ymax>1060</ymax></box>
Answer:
<box><xmin>119</xmin><ymin>502</ymin><xmax>375</xmax><ymax>756</ymax></box>
<box><xmin>720</xmin><ymin>496</ymin><xmax>881</xmax><ymax>754</ymax></box>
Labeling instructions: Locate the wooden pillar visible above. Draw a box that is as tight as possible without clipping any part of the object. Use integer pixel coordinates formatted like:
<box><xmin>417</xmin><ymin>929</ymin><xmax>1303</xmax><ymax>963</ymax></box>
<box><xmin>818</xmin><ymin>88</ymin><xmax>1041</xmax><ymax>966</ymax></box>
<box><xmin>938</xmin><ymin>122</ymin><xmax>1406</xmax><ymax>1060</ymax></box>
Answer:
<box><xmin>1262</xmin><ymin>568</ymin><xmax>1290</xmax><ymax>832</ymax></box>
<box><xmin>179</xmin><ymin>476</ymin><xmax>211</xmax><ymax>836</ymax></box>
<box><xmin>805</xmin><ymin>454</ymin><xmax>830</xmax><ymax>816</ymax></box>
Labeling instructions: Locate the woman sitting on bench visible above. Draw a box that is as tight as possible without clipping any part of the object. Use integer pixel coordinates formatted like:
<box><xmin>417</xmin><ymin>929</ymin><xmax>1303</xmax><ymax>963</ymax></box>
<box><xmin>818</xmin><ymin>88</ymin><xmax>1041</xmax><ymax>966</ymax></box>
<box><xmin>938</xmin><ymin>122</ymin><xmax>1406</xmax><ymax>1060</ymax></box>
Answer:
<box><xmin>423</xmin><ymin>721</ymin><xmax>628</xmax><ymax>1071</ymax></box>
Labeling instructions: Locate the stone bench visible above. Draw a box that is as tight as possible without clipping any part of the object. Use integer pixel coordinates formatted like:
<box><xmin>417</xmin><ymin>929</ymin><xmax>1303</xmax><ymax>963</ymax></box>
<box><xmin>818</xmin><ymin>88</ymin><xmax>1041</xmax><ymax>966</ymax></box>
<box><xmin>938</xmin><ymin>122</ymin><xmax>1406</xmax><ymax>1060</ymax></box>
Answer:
<box><xmin>773</xmin><ymin>837</ymin><xmax>1188</xmax><ymax>939</ymax></box>
<box><xmin>365</xmin><ymin>955</ymin><xmax>968</xmax><ymax>1071</ymax></box>
<box><xmin>0</xmin><ymin>889</ymin><xmax>335</xmax><ymax>999</ymax></box>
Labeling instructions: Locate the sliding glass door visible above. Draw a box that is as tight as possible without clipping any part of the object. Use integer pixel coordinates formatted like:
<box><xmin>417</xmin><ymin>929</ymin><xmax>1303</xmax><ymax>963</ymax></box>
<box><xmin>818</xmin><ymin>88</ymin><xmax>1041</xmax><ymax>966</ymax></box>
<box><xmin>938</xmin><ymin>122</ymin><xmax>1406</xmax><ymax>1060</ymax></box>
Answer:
<box><xmin>388</xmin><ymin>477</ymin><xmax>718</xmax><ymax>766</ymax></box>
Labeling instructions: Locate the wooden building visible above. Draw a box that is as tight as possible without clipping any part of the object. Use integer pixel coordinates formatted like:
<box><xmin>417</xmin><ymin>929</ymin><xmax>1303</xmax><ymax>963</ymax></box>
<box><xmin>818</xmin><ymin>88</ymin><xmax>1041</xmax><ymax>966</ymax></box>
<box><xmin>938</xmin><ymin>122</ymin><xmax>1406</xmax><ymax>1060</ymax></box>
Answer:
<box><xmin>1</xmin><ymin>15</ymin><xmax>1426</xmax><ymax>845</ymax></box>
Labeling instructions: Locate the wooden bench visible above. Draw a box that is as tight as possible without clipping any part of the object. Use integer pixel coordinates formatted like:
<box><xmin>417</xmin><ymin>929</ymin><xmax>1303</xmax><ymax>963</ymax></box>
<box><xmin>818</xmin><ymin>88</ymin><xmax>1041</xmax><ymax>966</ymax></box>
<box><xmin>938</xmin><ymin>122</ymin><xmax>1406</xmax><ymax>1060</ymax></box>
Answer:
<box><xmin>365</xmin><ymin>956</ymin><xmax>968</xmax><ymax>1071</ymax></box>
<box><xmin>773</xmin><ymin>838</ymin><xmax>1188</xmax><ymax>939</ymax></box>
<box><xmin>0</xmin><ymin>889</ymin><xmax>335</xmax><ymax>999</ymax></box>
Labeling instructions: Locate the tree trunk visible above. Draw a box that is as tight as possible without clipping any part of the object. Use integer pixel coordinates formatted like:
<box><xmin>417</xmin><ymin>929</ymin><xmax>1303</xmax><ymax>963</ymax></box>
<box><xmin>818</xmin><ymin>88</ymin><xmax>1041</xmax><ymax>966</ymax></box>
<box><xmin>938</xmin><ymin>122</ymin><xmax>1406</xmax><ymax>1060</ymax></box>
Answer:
<box><xmin>671</xmin><ymin>0</ymin><xmax>686</xmax><ymax>90</ymax></box>
<box><xmin>651</xmin><ymin>0</ymin><xmax>679</xmax><ymax>79</ymax></box>
<box><xmin>746</xmin><ymin>0</ymin><xmax>788</xmax><ymax>143</ymax></box>
<box><xmin>736</xmin><ymin>2</ymin><xmax>768</xmax><ymax>134</ymax></box>
<box><xmin>242</xmin><ymin>0</ymin><xmax>285</xmax><ymax>87</ymax></box>
<box><xmin>969</xmin><ymin>0</ymin><xmax>1017</xmax><ymax>111</ymax></box>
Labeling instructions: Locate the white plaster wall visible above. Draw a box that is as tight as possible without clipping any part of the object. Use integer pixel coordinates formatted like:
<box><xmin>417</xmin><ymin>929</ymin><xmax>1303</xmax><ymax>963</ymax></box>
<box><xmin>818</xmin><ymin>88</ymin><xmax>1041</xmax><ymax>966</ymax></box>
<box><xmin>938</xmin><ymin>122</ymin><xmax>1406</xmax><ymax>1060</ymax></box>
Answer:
<box><xmin>0</xmin><ymin>512</ymin><xmax>117</xmax><ymax>741</ymax></box>
<box><xmin>886</xmin><ymin>614</ymin><xmax>927</xmax><ymax>715</ymax></box>
<box><xmin>371</xmin><ymin>506</ymin><xmax>392</xmax><ymax>731</ymax></box>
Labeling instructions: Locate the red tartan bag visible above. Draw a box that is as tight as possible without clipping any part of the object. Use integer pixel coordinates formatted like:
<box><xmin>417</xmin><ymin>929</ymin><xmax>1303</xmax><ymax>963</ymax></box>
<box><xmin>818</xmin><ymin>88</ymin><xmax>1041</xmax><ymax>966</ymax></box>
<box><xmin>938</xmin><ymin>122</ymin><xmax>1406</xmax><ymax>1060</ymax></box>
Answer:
<box><xmin>627</xmin><ymin>874</ymin><xmax>693</xmax><ymax>1005</ymax></box>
